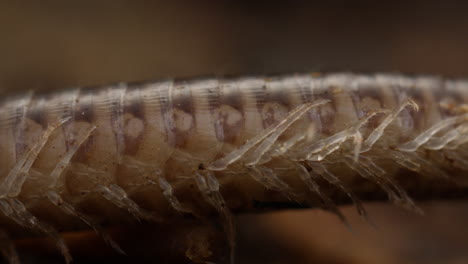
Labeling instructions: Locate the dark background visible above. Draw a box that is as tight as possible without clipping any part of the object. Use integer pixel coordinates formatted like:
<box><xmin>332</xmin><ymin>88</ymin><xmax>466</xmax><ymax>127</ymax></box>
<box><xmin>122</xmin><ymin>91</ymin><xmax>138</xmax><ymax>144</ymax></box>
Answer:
<box><xmin>1</xmin><ymin>1</ymin><xmax>468</xmax><ymax>95</ymax></box>
<box><xmin>1</xmin><ymin>1</ymin><xmax>468</xmax><ymax>263</ymax></box>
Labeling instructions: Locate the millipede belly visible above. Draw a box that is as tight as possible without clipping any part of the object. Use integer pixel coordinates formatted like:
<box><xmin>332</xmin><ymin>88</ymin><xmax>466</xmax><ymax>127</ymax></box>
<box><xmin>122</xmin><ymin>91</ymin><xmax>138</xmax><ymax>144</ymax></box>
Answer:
<box><xmin>1</xmin><ymin>73</ymin><xmax>468</xmax><ymax>263</ymax></box>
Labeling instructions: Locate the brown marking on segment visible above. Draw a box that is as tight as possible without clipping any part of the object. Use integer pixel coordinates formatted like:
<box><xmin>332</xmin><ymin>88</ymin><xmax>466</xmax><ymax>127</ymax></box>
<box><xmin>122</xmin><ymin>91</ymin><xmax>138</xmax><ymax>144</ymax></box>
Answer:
<box><xmin>219</xmin><ymin>83</ymin><xmax>244</xmax><ymax>114</ymax></box>
<box><xmin>219</xmin><ymin>82</ymin><xmax>245</xmax><ymax>145</ymax></box>
<box><xmin>155</xmin><ymin>81</ymin><xmax>176</xmax><ymax>148</ymax></box>
<box><xmin>70</xmin><ymin>91</ymin><xmax>96</xmax><ymax>164</ymax></box>
<box><xmin>218</xmin><ymin>105</ymin><xmax>243</xmax><ymax>144</ymax></box>
<box><xmin>261</xmin><ymin>78</ymin><xmax>302</xmax><ymax>137</ymax></box>
<box><xmin>169</xmin><ymin>82</ymin><xmax>195</xmax><ymax>149</ymax></box>
<box><xmin>213</xmin><ymin>118</ymin><xmax>224</xmax><ymax>143</ymax></box>
<box><xmin>313</xmin><ymin>90</ymin><xmax>335</xmax><ymax>135</ymax></box>
<box><xmin>189</xmin><ymin>79</ymin><xmax>223</xmax><ymax>147</ymax></box>
<box><xmin>58</xmin><ymin>89</ymin><xmax>81</xmax><ymax>153</ymax></box>
<box><xmin>206</xmin><ymin>84</ymin><xmax>225</xmax><ymax>143</ymax></box>
<box><xmin>107</xmin><ymin>85</ymin><xmax>126</xmax><ymax>161</ymax></box>
<box><xmin>261</xmin><ymin>103</ymin><xmax>289</xmax><ymax>127</ymax></box>
<box><xmin>206</xmin><ymin>84</ymin><xmax>226</xmax><ymax>145</ymax></box>
<box><xmin>172</xmin><ymin>109</ymin><xmax>195</xmax><ymax>148</ymax></box>
<box><xmin>26</xmin><ymin>98</ymin><xmax>48</xmax><ymax>130</ymax></box>
<box><xmin>355</xmin><ymin>83</ymin><xmax>385</xmax><ymax>117</ymax></box>
<box><xmin>124</xmin><ymin>94</ymin><xmax>145</xmax><ymax>121</ymax></box>
<box><xmin>73</xmin><ymin>94</ymin><xmax>94</xmax><ymax>123</ymax></box>
<box><xmin>359</xmin><ymin>85</ymin><xmax>382</xmax><ymax>101</ymax></box>
<box><xmin>271</xmin><ymin>89</ymin><xmax>293</xmax><ymax>110</ymax></box>
<box><xmin>358</xmin><ymin>97</ymin><xmax>387</xmax><ymax>130</ymax></box>
<box><xmin>122</xmin><ymin>85</ymin><xmax>145</xmax><ymax>156</ymax></box>
<box><xmin>122</xmin><ymin>114</ymin><xmax>145</xmax><ymax>156</ymax></box>
<box><xmin>349</xmin><ymin>81</ymin><xmax>387</xmax><ymax>131</ymax></box>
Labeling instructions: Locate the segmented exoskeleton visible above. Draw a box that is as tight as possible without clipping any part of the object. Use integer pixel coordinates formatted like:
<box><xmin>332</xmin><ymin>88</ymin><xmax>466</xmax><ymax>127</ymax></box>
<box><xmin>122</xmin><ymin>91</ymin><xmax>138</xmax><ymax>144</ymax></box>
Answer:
<box><xmin>1</xmin><ymin>73</ymin><xmax>468</xmax><ymax>263</ymax></box>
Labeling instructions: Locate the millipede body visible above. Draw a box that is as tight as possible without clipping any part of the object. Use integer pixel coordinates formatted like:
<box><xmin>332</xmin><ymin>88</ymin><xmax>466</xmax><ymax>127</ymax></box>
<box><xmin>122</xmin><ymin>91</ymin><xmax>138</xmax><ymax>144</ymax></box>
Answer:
<box><xmin>1</xmin><ymin>73</ymin><xmax>468</xmax><ymax>263</ymax></box>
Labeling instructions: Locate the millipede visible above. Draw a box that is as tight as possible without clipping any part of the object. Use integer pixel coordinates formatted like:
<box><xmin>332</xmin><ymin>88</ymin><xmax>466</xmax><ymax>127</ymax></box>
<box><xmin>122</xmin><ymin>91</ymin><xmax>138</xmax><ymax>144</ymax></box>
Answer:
<box><xmin>1</xmin><ymin>72</ymin><xmax>468</xmax><ymax>263</ymax></box>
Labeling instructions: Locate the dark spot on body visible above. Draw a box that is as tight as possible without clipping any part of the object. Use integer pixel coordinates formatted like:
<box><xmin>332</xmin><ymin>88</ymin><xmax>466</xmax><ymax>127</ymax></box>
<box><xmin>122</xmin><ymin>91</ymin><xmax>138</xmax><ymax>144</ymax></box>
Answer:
<box><xmin>198</xmin><ymin>163</ymin><xmax>206</xmax><ymax>170</ymax></box>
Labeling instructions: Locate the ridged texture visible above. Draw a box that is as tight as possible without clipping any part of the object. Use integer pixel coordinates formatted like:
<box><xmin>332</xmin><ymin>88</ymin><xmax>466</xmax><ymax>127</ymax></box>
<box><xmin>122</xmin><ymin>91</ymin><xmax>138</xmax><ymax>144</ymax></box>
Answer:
<box><xmin>1</xmin><ymin>73</ymin><xmax>468</xmax><ymax>263</ymax></box>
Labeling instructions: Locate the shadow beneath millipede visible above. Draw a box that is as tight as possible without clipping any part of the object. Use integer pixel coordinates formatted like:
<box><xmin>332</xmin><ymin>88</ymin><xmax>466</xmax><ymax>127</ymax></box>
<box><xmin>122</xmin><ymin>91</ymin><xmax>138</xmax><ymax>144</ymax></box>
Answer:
<box><xmin>5</xmin><ymin>199</ymin><xmax>468</xmax><ymax>264</ymax></box>
<box><xmin>12</xmin><ymin>220</ymin><xmax>229</xmax><ymax>264</ymax></box>
<box><xmin>9</xmin><ymin>216</ymin><xmax>340</xmax><ymax>264</ymax></box>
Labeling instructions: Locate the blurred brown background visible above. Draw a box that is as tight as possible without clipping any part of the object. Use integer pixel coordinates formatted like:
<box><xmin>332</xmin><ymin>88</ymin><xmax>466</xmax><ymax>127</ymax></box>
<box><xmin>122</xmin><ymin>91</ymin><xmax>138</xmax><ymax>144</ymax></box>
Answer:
<box><xmin>2</xmin><ymin>1</ymin><xmax>468</xmax><ymax>95</ymax></box>
<box><xmin>1</xmin><ymin>1</ymin><xmax>468</xmax><ymax>263</ymax></box>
